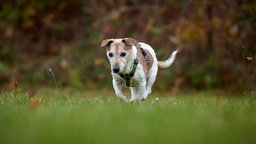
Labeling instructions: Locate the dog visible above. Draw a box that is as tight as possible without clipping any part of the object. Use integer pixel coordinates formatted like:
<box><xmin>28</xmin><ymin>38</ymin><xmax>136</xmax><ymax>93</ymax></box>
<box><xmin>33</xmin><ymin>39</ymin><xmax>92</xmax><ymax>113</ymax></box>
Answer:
<box><xmin>101</xmin><ymin>38</ymin><xmax>178</xmax><ymax>102</ymax></box>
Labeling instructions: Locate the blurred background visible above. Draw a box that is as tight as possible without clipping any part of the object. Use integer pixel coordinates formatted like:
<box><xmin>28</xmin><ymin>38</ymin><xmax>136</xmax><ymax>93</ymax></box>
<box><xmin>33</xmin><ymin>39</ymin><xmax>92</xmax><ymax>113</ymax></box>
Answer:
<box><xmin>0</xmin><ymin>0</ymin><xmax>255</xmax><ymax>94</ymax></box>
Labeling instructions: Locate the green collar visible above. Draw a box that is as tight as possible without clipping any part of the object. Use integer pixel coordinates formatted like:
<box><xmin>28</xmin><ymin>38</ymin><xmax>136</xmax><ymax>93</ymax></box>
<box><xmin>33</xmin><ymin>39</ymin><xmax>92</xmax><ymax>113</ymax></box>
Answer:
<box><xmin>119</xmin><ymin>59</ymin><xmax>139</xmax><ymax>87</ymax></box>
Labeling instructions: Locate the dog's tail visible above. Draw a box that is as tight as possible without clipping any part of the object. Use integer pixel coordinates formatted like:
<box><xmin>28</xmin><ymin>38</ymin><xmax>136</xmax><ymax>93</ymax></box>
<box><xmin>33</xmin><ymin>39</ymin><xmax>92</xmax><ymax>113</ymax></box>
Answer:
<box><xmin>158</xmin><ymin>50</ymin><xmax>178</xmax><ymax>68</ymax></box>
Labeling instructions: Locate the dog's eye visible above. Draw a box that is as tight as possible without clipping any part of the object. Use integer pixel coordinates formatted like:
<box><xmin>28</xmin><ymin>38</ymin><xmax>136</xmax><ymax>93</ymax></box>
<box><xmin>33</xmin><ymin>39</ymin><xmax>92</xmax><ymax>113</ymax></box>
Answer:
<box><xmin>108</xmin><ymin>52</ymin><xmax>114</xmax><ymax>57</ymax></box>
<box><xmin>120</xmin><ymin>52</ymin><xmax>126</xmax><ymax>57</ymax></box>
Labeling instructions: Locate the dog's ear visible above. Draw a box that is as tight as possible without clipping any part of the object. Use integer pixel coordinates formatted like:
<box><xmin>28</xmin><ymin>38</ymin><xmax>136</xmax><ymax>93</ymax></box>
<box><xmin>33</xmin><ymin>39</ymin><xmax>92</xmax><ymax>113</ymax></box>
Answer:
<box><xmin>101</xmin><ymin>39</ymin><xmax>114</xmax><ymax>48</ymax></box>
<box><xmin>122</xmin><ymin>38</ymin><xmax>137</xmax><ymax>46</ymax></box>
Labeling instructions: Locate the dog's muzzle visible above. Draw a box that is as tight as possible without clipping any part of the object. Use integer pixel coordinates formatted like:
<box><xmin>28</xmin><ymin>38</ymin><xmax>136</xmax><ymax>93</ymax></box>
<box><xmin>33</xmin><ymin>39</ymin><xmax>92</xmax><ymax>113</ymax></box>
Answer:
<box><xmin>113</xmin><ymin>66</ymin><xmax>120</xmax><ymax>73</ymax></box>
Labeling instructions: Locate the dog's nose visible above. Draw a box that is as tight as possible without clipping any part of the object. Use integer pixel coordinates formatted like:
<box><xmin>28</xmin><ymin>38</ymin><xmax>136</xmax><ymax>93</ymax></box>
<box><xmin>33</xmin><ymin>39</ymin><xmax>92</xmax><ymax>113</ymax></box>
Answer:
<box><xmin>113</xmin><ymin>66</ymin><xmax>120</xmax><ymax>73</ymax></box>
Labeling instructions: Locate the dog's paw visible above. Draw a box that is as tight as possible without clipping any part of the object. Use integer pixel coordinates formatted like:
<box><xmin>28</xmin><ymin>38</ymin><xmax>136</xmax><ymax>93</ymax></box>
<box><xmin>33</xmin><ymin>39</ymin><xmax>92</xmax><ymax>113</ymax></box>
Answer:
<box><xmin>119</xmin><ymin>97</ymin><xmax>128</xmax><ymax>103</ymax></box>
<box><xmin>151</xmin><ymin>97</ymin><xmax>159</xmax><ymax>103</ymax></box>
<box><xmin>129</xmin><ymin>99</ymin><xmax>135</xmax><ymax>103</ymax></box>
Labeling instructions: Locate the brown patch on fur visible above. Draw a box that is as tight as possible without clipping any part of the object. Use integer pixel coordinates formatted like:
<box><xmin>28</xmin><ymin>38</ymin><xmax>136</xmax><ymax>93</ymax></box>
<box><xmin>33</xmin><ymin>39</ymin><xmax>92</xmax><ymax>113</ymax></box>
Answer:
<box><xmin>101</xmin><ymin>39</ymin><xmax>114</xmax><ymax>48</ymax></box>
<box><xmin>110</xmin><ymin>41</ymin><xmax>132</xmax><ymax>52</ymax></box>
<box><xmin>107</xmin><ymin>41</ymin><xmax>133</xmax><ymax>67</ymax></box>
<box><xmin>112</xmin><ymin>42</ymin><xmax>124</xmax><ymax>50</ymax></box>
<box><xmin>122</xmin><ymin>38</ymin><xmax>137</xmax><ymax>46</ymax></box>
<box><xmin>124</xmin><ymin>45</ymin><xmax>132</xmax><ymax>50</ymax></box>
<box><xmin>136</xmin><ymin>46</ymin><xmax>153</xmax><ymax>77</ymax></box>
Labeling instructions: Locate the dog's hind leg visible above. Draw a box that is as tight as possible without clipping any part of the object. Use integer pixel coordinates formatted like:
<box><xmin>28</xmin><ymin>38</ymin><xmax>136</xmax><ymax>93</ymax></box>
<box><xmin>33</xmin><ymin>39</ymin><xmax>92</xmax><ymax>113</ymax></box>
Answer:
<box><xmin>113</xmin><ymin>79</ymin><xmax>128</xmax><ymax>102</ymax></box>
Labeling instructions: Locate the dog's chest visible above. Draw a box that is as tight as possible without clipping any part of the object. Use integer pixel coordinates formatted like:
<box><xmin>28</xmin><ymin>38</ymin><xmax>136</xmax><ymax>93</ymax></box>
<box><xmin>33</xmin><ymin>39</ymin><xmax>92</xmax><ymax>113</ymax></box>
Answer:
<box><xmin>120</xmin><ymin>78</ymin><xmax>136</xmax><ymax>87</ymax></box>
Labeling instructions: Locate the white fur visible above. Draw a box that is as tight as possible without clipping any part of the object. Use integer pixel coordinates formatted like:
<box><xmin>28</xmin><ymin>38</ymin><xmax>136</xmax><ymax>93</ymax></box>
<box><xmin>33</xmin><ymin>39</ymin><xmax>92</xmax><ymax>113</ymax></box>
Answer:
<box><xmin>109</xmin><ymin>41</ymin><xmax>178</xmax><ymax>103</ymax></box>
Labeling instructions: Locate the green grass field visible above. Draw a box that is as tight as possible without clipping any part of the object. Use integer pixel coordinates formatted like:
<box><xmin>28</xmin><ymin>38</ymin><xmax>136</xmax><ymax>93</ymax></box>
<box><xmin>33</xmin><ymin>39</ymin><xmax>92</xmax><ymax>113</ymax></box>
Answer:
<box><xmin>0</xmin><ymin>88</ymin><xmax>256</xmax><ymax>144</ymax></box>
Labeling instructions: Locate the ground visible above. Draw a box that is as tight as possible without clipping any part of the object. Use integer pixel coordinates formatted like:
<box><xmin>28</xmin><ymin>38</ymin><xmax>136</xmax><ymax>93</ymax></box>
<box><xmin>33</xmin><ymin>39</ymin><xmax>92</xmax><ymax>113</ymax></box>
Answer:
<box><xmin>0</xmin><ymin>88</ymin><xmax>256</xmax><ymax>144</ymax></box>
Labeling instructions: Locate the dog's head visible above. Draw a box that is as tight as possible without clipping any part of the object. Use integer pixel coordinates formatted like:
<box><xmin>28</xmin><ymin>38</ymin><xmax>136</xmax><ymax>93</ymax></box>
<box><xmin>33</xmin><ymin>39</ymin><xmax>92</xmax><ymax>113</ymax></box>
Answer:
<box><xmin>101</xmin><ymin>38</ymin><xmax>137</xmax><ymax>73</ymax></box>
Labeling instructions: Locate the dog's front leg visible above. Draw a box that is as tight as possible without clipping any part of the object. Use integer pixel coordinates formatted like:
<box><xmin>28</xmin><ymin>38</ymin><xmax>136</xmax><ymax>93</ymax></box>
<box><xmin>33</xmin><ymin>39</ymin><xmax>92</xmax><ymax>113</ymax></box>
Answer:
<box><xmin>112</xmin><ymin>79</ymin><xmax>128</xmax><ymax>102</ymax></box>
<box><xmin>129</xmin><ymin>87</ymin><xmax>137</xmax><ymax>103</ymax></box>
<box><xmin>131</xmin><ymin>80</ymin><xmax>147</xmax><ymax>102</ymax></box>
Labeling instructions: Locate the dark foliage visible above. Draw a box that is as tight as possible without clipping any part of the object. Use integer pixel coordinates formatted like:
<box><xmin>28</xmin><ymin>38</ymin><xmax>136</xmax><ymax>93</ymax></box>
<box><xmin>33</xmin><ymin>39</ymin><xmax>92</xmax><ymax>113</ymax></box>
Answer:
<box><xmin>0</xmin><ymin>0</ymin><xmax>255</xmax><ymax>92</ymax></box>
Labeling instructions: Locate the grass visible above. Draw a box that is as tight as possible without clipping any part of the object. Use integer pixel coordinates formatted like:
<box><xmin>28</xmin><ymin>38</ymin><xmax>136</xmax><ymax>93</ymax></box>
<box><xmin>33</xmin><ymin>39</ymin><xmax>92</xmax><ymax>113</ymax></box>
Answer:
<box><xmin>0</xmin><ymin>88</ymin><xmax>256</xmax><ymax>144</ymax></box>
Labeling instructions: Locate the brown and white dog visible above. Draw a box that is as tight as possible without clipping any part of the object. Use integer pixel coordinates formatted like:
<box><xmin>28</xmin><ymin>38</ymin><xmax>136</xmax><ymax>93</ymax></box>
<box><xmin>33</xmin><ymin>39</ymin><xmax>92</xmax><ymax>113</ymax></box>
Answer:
<box><xmin>101</xmin><ymin>38</ymin><xmax>178</xmax><ymax>102</ymax></box>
